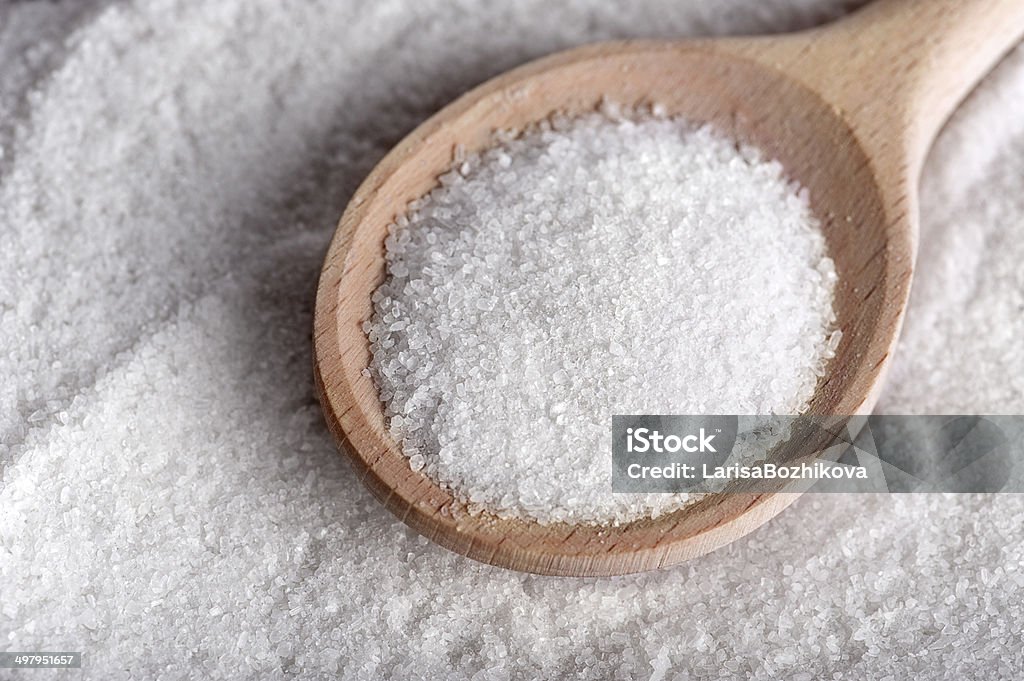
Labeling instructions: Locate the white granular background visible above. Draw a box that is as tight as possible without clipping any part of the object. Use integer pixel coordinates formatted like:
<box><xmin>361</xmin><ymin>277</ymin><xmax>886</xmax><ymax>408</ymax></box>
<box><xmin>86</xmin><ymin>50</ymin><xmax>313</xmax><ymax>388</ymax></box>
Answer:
<box><xmin>368</xmin><ymin>113</ymin><xmax>837</xmax><ymax>525</ymax></box>
<box><xmin>1</xmin><ymin>1</ymin><xmax>1023</xmax><ymax>679</ymax></box>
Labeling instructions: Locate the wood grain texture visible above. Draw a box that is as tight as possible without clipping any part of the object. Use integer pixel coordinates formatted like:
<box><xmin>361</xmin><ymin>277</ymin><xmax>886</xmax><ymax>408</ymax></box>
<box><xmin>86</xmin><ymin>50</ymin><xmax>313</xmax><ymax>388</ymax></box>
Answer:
<box><xmin>314</xmin><ymin>0</ymin><xmax>1024</xmax><ymax>576</ymax></box>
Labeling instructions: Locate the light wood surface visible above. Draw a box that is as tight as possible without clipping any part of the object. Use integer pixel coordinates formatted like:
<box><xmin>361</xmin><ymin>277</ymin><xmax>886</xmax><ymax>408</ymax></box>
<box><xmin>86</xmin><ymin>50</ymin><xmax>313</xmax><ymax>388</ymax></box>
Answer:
<box><xmin>314</xmin><ymin>0</ymin><xmax>1024</xmax><ymax>576</ymax></box>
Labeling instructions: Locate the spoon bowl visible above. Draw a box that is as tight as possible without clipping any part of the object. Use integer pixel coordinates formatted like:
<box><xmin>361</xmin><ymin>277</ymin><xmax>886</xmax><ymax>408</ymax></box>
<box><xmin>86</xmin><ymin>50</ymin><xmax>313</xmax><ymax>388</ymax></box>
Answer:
<box><xmin>314</xmin><ymin>1</ymin><xmax>1024</xmax><ymax>575</ymax></box>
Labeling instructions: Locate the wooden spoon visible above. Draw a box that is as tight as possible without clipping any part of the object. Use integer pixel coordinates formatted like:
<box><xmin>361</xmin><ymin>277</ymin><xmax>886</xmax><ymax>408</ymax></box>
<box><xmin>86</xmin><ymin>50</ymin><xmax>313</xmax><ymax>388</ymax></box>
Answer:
<box><xmin>314</xmin><ymin>0</ymin><xmax>1024</xmax><ymax>576</ymax></box>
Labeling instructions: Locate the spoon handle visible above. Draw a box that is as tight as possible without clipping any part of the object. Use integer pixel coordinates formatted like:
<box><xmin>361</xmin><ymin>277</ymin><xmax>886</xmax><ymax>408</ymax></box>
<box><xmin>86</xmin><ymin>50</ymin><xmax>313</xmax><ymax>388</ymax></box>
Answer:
<box><xmin>755</xmin><ymin>0</ymin><xmax>1024</xmax><ymax>173</ymax></box>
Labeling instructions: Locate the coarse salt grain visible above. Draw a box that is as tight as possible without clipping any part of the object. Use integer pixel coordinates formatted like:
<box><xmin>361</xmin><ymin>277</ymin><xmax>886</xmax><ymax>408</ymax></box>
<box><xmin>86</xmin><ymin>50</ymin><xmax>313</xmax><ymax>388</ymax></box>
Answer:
<box><xmin>368</xmin><ymin>110</ymin><xmax>839</xmax><ymax>525</ymax></box>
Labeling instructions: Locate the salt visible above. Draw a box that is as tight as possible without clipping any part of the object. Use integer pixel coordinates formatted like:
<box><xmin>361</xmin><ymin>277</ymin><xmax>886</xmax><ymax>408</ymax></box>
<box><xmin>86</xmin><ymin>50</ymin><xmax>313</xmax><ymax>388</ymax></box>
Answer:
<box><xmin>368</xmin><ymin>110</ymin><xmax>838</xmax><ymax>524</ymax></box>
<box><xmin>2</xmin><ymin>0</ymin><xmax>1024</xmax><ymax>678</ymax></box>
